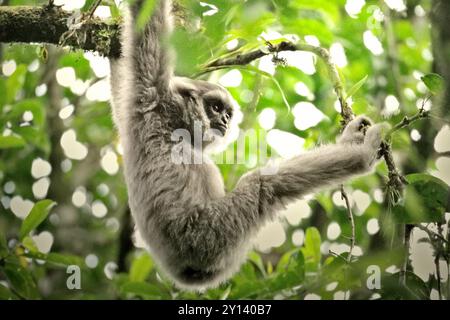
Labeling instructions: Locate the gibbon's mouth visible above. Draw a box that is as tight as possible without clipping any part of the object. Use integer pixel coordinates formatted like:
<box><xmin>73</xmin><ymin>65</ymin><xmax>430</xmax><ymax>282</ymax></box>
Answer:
<box><xmin>213</xmin><ymin>124</ymin><xmax>227</xmax><ymax>136</ymax></box>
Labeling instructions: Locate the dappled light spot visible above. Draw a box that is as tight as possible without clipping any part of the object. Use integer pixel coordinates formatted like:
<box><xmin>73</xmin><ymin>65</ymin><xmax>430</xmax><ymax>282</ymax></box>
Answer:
<box><xmin>23</xmin><ymin>111</ymin><xmax>33</xmax><ymax>122</ymax></box>
<box><xmin>32</xmin><ymin>177</ymin><xmax>50</xmax><ymax>199</ymax></box>
<box><xmin>334</xmin><ymin>291</ymin><xmax>349</xmax><ymax>300</ymax></box>
<box><xmin>106</xmin><ymin>218</ymin><xmax>120</xmax><ymax>233</ymax></box>
<box><xmin>294</xmin><ymin>82</ymin><xmax>314</xmax><ymax>100</ymax></box>
<box><xmin>59</xmin><ymin>104</ymin><xmax>75</xmax><ymax>120</ymax></box>
<box><xmin>3</xmin><ymin>181</ymin><xmax>15</xmax><ymax>194</ymax></box>
<box><xmin>326</xmin><ymin>282</ymin><xmax>338</xmax><ymax>292</ymax></box>
<box><xmin>434</xmin><ymin>125</ymin><xmax>450</xmax><ymax>153</ymax></box>
<box><xmin>94</xmin><ymin>6</ymin><xmax>111</xmax><ymax>19</ymax></box>
<box><xmin>373</xmin><ymin>188</ymin><xmax>384</xmax><ymax>203</ymax></box>
<box><xmin>432</xmin><ymin>157</ymin><xmax>450</xmax><ymax>185</ymax></box>
<box><xmin>10</xmin><ymin>196</ymin><xmax>34</xmax><ymax>219</ymax></box>
<box><xmin>56</xmin><ymin>67</ymin><xmax>76</xmax><ymax>88</ymax></box>
<box><xmin>403</xmin><ymin>88</ymin><xmax>416</xmax><ymax>101</ymax></box>
<box><xmin>258</xmin><ymin>108</ymin><xmax>276</xmax><ymax>130</ymax></box>
<box><xmin>72</xmin><ymin>187</ymin><xmax>87</xmax><ymax>208</ymax></box>
<box><xmin>70</xmin><ymin>79</ymin><xmax>90</xmax><ymax>96</ymax></box>
<box><xmin>254</xmin><ymin>220</ymin><xmax>286</xmax><ymax>252</ymax></box>
<box><xmin>1</xmin><ymin>197</ymin><xmax>10</xmax><ymax>210</ymax></box>
<box><xmin>2</xmin><ymin>60</ymin><xmax>16</xmax><ymax>76</ymax></box>
<box><xmin>383</xmin><ymin>95</ymin><xmax>400</xmax><ymax>116</ymax></box>
<box><xmin>61</xmin><ymin>159</ymin><xmax>72</xmax><ymax>173</ymax></box>
<box><xmin>258</xmin><ymin>55</ymin><xmax>276</xmax><ymax>75</ymax></box>
<box><xmin>267</xmin><ymin>129</ymin><xmax>305</xmax><ymax>159</ymax></box>
<box><xmin>97</xmin><ymin>184</ymin><xmax>110</xmax><ymax>197</ymax></box>
<box><xmin>101</xmin><ymin>149</ymin><xmax>119</xmax><ymax>175</ymax></box>
<box><xmin>332</xmin><ymin>190</ymin><xmax>352</xmax><ymax>207</ymax></box>
<box><xmin>84</xmin><ymin>52</ymin><xmax>110</xmax><ymax>78</ymax></box>
<box><xmin>330</xmin><ymin>43</ymin><xmax>348</xmax><ymax>68</ymax></box>
<box><xmin>226</xmin><ymin>39</ymin><xmax>239</xmax><ymax>51</ymax></box>
<box><xmin>279</xmin><ymin>51</ymin><xmax>316</xmax><ymax>75</ymax></box>
<box><xmin>54</xmin><ymin>0</ymin><xmax>85</xmax><ymax>11</ymax></box>
<box><xmin>409</xmin><ymin>226</ymin><xmax>435</xmax><ymax>282</ymax></box>
<box><xmin>344</xmin><ymin>0</ymin><xmax>365</xmax><ymax>18</ymax></box>
<box><xmin>60</xmin><ymin>129</ymin><xmax>88</xmax><ymax>160</ymax></box>
<box><xmin>32</xmin><ymin>231</ymin><xmax>54</xmax><ymax>254</ymax></box>
<box><xmin>291</xmin><ymin>229</ymin><xmax>305</xmax><ymax>246</ymax></box>
<box><xmin>304</xmin><ymin>293</ymin><xmax>321</xmax><ymax>300</ymax></box>
<box><xmin>363</xmin><ymin>31</ymin><xmax>384</xmax><ymax>56</ymax></box>
<box><xmin>31</xmin><ymin>158</ymin><xmax>52</xmax><ymax>179</ymax></box>
<box><xmin>327</xmin><ymin>222</ymin><xmax>341</xmax><ymax>241</ymax></box>
<box><xmin>218</xmin><ymin>69</ymin><xmax>242</xmax><ymax>87</ymax></box>
<box><xmin>352</xmin><ymin>190</ymin><xmax>371</xmax><ymax>215</ymax></box>
<box><xmin>414</xmin><ymin>5</ymin><xmax>426</xmax><ymax>17</ymax></box>
<box><xmin>104</xmin><ymin>261</ymin><xmax>118</xmax><ymax>280</ymax></box>
<box><xmin>35</xmin><ymin>84</ymin><xmax>47</xmax><ymax>97</ymax></box>
<box><xmin>304</xmin><ymin>35</ymin><xmax>320</xmax><ymax>47</ymax></box>
<box><xmin>384</xmin><ymin>0</ymin><xmax>406</xmax><ymax>12</ymax></box>
<box><xmin>85</xmin><ymin>254</ymin><xmax>99</xmax><ymax>269</ymax></box>
<box><xmin>366</xmin><ymin>218</ymin><xmax>380</xmax><ymax>235</ymax></box>
<box><xmin>320</xmin><ymin>241</ymin><xmax>330</xmax><ymax>255</ymax></box>
<box><xmin>92</xmin><ymin>200</ymin><xmax>108</xmax><ymax>218</ymax></box>
<box><xmin>200</xmin><ymin>2</ymin><xmax>218</xmax><ymax>16</ymax></box>
<box><xmin>416</xmin><ymin>98</ymin><xmax>432</xmax><ymax>111</ymax></box>
<box><xmin>239</xmin><ymin>89</ymin><xmax>254</xmax><ymax>103</ymax></box>
<box><xmin>86</xmin><ymin>79</ymin><xmax>111</xmax><ymax>101</ymax></box>
<box><xmin>293</xmin><ymin>102</ymin><xmax>325</xmax><ymax>131</ymax></box>
<box><xmin>385</xmin><ymin>264</ymin><xmax>401</xmax><ymax>274</ymax></box>
<box><xmin>410</xmin><ymin>129</ymin><xmax>421</xmax><ymax>141</ymax></box>
<box><xmin>28</xmin><ymin>60</ymin><xmax>40</xmax><ymax>72</ymax></box>
<box><xmin>329</xmin><ymin>243</ymin><xmax>350</xmax><ymax>256</ymax></box>
<box><xmin>281</xmin><ymin>200</ymin><xmax>311</xmax><ymax>225</ymax></box>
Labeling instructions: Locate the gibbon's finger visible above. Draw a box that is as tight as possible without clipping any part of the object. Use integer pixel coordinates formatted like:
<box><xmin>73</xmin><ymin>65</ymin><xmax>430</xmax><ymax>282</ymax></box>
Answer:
<box><xmin>344</xmin><ymin>115</ymin><xmax>373</xmax><ymax>135</ymax></box>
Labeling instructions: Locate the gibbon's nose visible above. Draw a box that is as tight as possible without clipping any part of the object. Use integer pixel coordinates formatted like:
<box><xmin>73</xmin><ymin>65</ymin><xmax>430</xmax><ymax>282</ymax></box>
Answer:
<box><xmin>222</xmin><ymin>113</ymin><xmax>231</xmax><ymax>124</ymax></box>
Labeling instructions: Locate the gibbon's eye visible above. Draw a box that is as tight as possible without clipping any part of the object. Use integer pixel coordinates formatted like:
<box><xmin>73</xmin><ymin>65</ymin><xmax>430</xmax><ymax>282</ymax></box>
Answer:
<box><xmin>211</xmin><ymin>104</ymin><xmax>221</xmax><ymax>113</ymax></box>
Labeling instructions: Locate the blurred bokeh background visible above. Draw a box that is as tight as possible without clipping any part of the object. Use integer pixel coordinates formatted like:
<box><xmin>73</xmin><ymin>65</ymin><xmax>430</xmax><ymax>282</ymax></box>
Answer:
<box><xmin>0</xmin><ymin>0</ymin><xmax>449</xmax><ymax>300</ymax></box>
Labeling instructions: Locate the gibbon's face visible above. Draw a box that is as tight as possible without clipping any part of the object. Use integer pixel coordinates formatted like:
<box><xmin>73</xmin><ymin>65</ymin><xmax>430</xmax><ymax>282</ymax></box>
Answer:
<box><xmin>173</xmin><ymin>78</ymin><xmax>240</xmax><ymax>152</ymax></box>
<box><xmin>202</xmin><ymin>91</ymin><xmax>234</xmax><ymax>137</ymax></box>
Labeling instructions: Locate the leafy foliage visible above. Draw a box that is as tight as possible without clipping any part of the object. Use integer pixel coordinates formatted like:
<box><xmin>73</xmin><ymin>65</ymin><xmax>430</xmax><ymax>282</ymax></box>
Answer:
<box><xmin>0</xmin><ymin>0</ymin><xmax>448</xmax><ymax>300</ymax></box>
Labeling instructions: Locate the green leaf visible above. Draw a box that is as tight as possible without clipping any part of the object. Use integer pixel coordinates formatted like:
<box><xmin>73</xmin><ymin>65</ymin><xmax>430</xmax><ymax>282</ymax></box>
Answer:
<box><xmin>0</xmin><ymin>135</ymin><xmax>26</xmax><ymax>149</ymax></box>
<box><xmin>24</xmin><ymin>251</ymin><xmax>84</xmax><ymax>268</ymax></box>
<box><xmin>20</xmin><ymin>200</ymin><xmax>56</xmax><ymax>240</ymax></box>
<box><xmin>421</xmin><ymin>73</ymin><xmax>444</xmax><ymax>94</ymax></box>
<box><xmin>236</xmin><ymin>65</ymin><xmax>291</xmax><ymax>111</ymax></box>
<box><xmin>0</xmin><ymin>233</ymin><xmax>8</xmax><ymax>258</ymax></box>
<box><xmin>393</xmin><ymin>174</ymin><xmax>449</xmax><ymax>223</ymax></box>
<box><xmin>301</xmin><ymin>227</ymin><xmax>321</xmax><ymax>272</ymax></box>
<box><xmin>345</xmin><ymin>75</ymin><xmax>368</xmax><ymax>99</ymax></box>
<box><xmin>120</xmin><ymin>281</ymin><xmax>165</xmax><ymax>299</ymax></box>
<box><xmin>0</xmin><ymin>283</ymin><xmax>16</xmax><ymax>300</ymax></box>
<box><xmin>129</xmin><ymin>252</ymin><xmax>153</xmax><ymax>282</ymax></box>
<box><xmin>3</xmin><ymin>261</ymin><xmax>39</xmax><ymax>299</ymax></box>
<box><xmin>137</xmin><ymin>0</ymin><xmax>157</xmax><ymax>30</ymax></box>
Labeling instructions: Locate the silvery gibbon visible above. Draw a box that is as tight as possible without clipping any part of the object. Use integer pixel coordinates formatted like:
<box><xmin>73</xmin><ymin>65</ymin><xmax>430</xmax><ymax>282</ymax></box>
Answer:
<box><xmin>110</xmin><ymin>0</ymin><xmax>384</xmax><ymax>290</ymax></box>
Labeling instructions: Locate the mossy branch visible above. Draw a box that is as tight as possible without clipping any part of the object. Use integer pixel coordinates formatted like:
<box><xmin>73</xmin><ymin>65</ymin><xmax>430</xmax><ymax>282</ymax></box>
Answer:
<box><xmin>0</xmin><ymin>5</ymin><xmax>121</xmax><ymax>57</ymax></box>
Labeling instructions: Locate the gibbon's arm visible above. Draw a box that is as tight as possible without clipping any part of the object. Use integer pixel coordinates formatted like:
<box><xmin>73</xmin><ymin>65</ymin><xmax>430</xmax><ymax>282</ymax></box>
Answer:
<box><xmin>163</xmin><ymin>119</ymin><xmax>384</xmax><ymax>273</ymax></box>
<box><xmin>110</xmin><ymin>0</ymin><xmax>172</xmax><ymax>132</ymax></box>
<box><xmin>129</xmin><ymin>0</ymin><xmax>173</xmax><ymax>102</ymax></box>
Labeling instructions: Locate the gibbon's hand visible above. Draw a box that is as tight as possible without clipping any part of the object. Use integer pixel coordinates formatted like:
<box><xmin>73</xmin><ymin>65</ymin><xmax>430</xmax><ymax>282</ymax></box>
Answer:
<box><xmin>338</xmin><ymin>115</ymin><xmax>389</xmax><ymax>168</ymax></box>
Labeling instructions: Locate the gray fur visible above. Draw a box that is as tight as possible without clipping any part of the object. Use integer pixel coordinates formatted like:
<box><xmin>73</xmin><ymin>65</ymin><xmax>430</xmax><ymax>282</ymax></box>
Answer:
<box><xmin>110</xmin><ymin>0</ymin><xmax>384</xmax><ymax>290</ymax></box>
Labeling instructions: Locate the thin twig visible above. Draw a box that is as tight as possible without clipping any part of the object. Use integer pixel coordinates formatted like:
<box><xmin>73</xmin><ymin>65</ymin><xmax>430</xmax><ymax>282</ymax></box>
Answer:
<box><xmin>340</xmin><ymin>186</ymin><xmax>355</xmax><ymax>263</ymax></box>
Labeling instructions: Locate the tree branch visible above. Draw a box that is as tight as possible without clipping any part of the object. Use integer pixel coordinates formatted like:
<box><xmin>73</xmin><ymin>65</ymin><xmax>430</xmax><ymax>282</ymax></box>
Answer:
<box><xmin>205</xmin><ymin>41</ymin><xmax>354</xmax><ymax>124</ymax></box>
<box><xmin>0</xmin><ymin>5</ymin><xmax>121</xmax><ymax>57</ymax></box>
